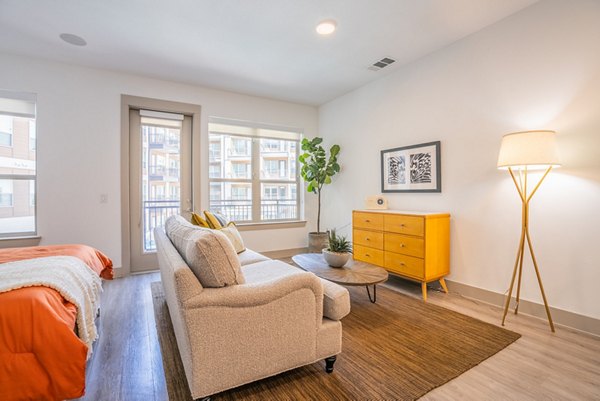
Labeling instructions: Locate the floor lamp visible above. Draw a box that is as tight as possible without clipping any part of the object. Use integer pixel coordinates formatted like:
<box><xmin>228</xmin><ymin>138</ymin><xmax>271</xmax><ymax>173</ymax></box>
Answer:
<box><xmin>497</xmin><ymin>130</ymin><xmax>561</xmax><ymax>332</ymax></box>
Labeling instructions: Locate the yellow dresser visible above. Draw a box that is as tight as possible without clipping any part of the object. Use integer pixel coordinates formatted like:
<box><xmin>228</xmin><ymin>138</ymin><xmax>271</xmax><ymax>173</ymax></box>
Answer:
<box><xmin>352</xmin><ymin>210</ymin><xmax>450</xmax><ymax>301</ymax></box>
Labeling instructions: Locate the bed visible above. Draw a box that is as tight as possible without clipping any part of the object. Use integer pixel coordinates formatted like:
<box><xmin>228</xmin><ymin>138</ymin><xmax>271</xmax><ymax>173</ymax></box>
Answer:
<box><xmin>0</xmin><ymin>244</ymin><xmax>113</xmax><ymax>401</ymax></box>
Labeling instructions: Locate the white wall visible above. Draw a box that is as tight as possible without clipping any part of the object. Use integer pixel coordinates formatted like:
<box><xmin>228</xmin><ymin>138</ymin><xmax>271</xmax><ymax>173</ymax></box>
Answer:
<box><xmin>0</xmin><ymin>53</ymin><xmax>319</xmax><ymax>269</ymax></box>
<box><xmin>319</xmin><ymin>0</ymin><xmax>600</xmax><ymax>319</ymax></box>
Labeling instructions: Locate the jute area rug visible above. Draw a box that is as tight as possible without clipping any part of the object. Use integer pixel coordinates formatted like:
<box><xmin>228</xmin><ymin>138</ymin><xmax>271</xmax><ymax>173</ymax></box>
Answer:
<box><xmin>151</xmin><ymin>282</ymin><xmax>520</xmax><ymax>401</ymax></box>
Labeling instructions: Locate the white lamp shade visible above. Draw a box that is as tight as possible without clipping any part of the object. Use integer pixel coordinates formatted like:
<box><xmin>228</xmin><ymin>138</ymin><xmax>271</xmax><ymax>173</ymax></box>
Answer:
<box><xmin>497</xmin><ymin>130</ymin><xmax>561</xmax><ymax>170</ymax></box>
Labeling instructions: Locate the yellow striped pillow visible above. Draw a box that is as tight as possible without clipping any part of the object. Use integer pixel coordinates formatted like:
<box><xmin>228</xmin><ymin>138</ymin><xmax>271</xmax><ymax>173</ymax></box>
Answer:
<box><xmin>190</xmin><ymin>212</ymin><xmax>210</xmax><ymax>228</ymax></box>
<box><xmin>203</xmin><ymin>210</ymin><xmax>224</xmax><ymax>229</ymax></box>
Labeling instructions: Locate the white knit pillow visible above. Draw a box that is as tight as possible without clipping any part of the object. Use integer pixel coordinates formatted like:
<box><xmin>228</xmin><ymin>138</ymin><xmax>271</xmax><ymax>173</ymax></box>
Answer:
<box><xmin>165</xmin><ymin>215</ymin><xmax>245</xmax><ymax>287</ymax></box>
<box><xmin>218</xmin><ymin>223</ymin><xmax>246</xmax><ymax>254</ymax></box>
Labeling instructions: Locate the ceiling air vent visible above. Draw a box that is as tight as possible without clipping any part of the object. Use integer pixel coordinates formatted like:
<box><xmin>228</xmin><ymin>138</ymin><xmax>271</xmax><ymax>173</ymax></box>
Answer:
<box><xmin>368</xmin><ymin>57</ymin><xmax>396</xmax><ymax>71</ymax></box>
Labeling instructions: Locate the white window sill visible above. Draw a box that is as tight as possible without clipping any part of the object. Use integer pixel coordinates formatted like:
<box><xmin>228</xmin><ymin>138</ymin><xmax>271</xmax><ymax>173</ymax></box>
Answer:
<box><xmin>0</xmin><ymin>235</ymin><xmax>42</xmax><ymax>248</ymax></box>
<box><xmin>236</xmin><ymin>220</ymin><xmax>307</xmax><ymax>231</ymax></box>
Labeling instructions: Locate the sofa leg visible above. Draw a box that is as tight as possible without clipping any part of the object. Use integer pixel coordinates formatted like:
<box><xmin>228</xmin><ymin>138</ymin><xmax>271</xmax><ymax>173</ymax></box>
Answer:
<box><xmin>196</xmin><ymin>397</ymin><xmax>211</xmax><ymax>401</ymax></box>
<box><xmin>325</xmin><ymin>355</ymin><xmax>337</xmax><ymax>373</ymax></box>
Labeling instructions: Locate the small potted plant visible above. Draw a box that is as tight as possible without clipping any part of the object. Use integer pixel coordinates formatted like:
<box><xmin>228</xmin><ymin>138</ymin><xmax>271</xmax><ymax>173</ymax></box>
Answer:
<box><xmin>322</xmin><ymin>229</ymin><xmax>352</xmax><ymax>268</ymax></box>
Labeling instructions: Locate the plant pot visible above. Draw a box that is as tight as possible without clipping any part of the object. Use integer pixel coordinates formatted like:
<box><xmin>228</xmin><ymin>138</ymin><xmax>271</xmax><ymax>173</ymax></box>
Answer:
<box><xmin>308</xmin><ymin>232</ymin><xmax>329</xmax><ymax>253</ymax></box>
<box><xmin>322</xmin><ymin>249</ymin><xmax>351</xmax><ymax>268</ymax></box>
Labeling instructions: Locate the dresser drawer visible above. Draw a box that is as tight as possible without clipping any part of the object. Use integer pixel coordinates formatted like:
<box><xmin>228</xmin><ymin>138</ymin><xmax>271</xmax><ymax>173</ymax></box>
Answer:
<box><xmin>384</xmin><ymin>252</ymin><xmax>425</xmax><ymax>279</ymax></box>
<box><xmin>353</xmin><ymin>244</ymin><xmax>384</xmax><ymax>266</ymax></box>
<box><xmin>384</xmin><ymin>233</ymin><xmax>424</xmax><ymax>258</ymax></box>
<box><xmin>353</xmin><ymin>212</ymin><xmax>384</xmax><ymax>231</ymax></box>
<box><xmin>384</xmin><ymin>214</ymin><xmax>424</xmax><ymax>237</ymax></box>
<box><xmin>353</xmin><ymin>229</ymin><xmax>384</xmax><ymax>250</ymax></box>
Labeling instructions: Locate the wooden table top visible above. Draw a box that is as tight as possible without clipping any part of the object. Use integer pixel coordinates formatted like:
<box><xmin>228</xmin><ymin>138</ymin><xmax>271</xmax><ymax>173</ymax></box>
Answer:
<box><xmin>292</xmin><ymin>253</ymin><xmax>389</xmax><ymax>286</ymax></box>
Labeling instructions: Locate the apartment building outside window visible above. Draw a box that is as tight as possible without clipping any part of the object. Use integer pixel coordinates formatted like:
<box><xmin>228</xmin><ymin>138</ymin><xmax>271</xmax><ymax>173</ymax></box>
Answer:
<box><xmin>0</xmin><ymin>90</ymin><xmax>37</xmax><ymax>237</ymax></box>
<box><xmin>208</xmin><ymin>117</ymin><xmax>301</xmax><ymax>223</ymax></box>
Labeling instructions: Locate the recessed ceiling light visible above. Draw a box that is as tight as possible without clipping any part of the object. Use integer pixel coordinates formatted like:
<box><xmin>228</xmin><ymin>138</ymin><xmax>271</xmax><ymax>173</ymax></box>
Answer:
<box><xmin>59</xmin><ymin>33</ymin><xmax>87</xmax><ymax>46</ymax></box>
<box><xmin>316</xmin><ymin>20</ymin><xmax>337</xmax><ymax>35</ymax></box>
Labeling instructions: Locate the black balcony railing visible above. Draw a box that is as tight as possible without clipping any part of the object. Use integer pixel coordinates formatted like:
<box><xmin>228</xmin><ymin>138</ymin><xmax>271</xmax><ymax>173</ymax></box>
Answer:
<box><xmin>209</xmin><ymin>199</ymin><xmax>252</xmax><ymax>221</ymax></box>
<box><xmin>143</xmin><ymin>200</ymin><xmax>179</xmax><ymax>251</ymax></box>
<box><xmin>148</xmin><ymin>133</ymin><xmax>180</xmax><ymax>148</ymax></box>
<box><xmin>148</xmin><ymin>165</ymin><xmax>180</xmax><ymax>178</ymax></box>
<box><xmin>261</xmin><ymin>199</ymin><xmax>297</xmax><ymax>220</ymax></box>
<box><xmin>209</xmin><ymin>199</ymin><xmax>297</xmax><ymax>222</ymax></box>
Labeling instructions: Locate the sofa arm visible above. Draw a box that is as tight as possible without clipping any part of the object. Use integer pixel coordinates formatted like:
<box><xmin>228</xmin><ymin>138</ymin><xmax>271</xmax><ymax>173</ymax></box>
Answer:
<box><xmin>183</xmin><ymin>270</ymin><xmax>323</xmax><ymax>310</ymax></box>
<box><xmin>320</xmin><ymin>278</ymin><xmax>351</xmax><ymax>321</ymax></box>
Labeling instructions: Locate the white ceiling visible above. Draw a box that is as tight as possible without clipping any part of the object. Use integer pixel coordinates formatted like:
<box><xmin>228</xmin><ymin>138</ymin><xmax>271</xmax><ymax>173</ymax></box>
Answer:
<box><xmin>0</xmin><ymin>0</ymin><xmax>538</xmax><ymax>105</ymax></box>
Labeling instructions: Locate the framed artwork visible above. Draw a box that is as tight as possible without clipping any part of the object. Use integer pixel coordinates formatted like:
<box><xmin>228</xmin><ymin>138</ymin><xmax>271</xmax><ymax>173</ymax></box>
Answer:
<box><xmin>381</xmin><ymin>141</ymin><xmax>441</xmax><ymax>193</ymax></box>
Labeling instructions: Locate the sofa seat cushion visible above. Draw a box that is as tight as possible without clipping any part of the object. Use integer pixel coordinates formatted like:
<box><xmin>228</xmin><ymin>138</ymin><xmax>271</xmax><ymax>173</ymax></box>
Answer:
<box><xmin>243</xmin><ymin>259</ymin><xmax>350</xmax><ymax>321</ymax></box>
<box><xmin>242</xmin><ymin>259</ymin><xmax>303</xmax><ymax>284</ymax></box>
<box><xmin>238</xmin><ymin>249</ymin><xmax>270</xmax><ymax>266</ymax></box>
<box><xmin>165</xmin><ymin>215</ymin><xmax>244</xmax><ymax>288</ymax></box>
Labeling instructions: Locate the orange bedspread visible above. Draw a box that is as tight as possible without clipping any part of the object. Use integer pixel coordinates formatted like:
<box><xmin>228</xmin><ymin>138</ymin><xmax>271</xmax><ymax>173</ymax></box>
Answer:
<box><xmin>0</xmin><ymin>244</ymin><xmax>113</xmax><ymax>279</ymax></box>
<box><xmin>0</xmin><ymin>245</ymin><xmax>113</xmax><ymax>401</ymax></box>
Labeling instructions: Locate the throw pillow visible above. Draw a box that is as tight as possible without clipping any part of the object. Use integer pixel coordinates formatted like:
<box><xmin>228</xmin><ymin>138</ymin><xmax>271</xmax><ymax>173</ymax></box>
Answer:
<box><xmin>219</xmin><ymin>222</ymin><xmax>246</xmax><ymax>254</ymax></box>
<box><xmin>190</xmin><ymin>212</ymin><xmax>210</xmax><ymax>228</ymax></box>
<box><xmin>165</xmin><ymin>215</ymin><xmax>244</xmax><ymax>287</ymax></box>
<box><xmin>203</xmin><ymin>210</ymin><xmax>225</xmax><ymax>229</ymax></box>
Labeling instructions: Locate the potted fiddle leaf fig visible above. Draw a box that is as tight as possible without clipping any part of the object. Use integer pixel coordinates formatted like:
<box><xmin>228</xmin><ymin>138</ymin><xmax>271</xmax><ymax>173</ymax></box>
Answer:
<box><xmin>298</xmin><ymin>137</ymin><xmax>341</xmax><ymax>252</ymax></box>
<box><xmin>323</xmin><ymin>229</ymin><xmax>352</xmax><ymax>267</ymax></box>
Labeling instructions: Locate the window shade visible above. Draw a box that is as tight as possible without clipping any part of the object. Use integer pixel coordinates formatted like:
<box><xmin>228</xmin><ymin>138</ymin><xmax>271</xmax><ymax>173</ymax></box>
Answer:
<box><xmin>0</xmin><ymin>90</ymin><xmax>36</xmax><ymax>118</ymax></box>
<box><xmin>209</xmin><ymin>117</ymin><xmax>302</xmax><ymax>141</ymax></box>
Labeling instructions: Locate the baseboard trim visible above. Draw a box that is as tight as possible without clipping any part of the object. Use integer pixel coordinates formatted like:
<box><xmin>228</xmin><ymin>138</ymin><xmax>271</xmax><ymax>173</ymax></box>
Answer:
<box><xmin>262</xmin><ymin>247</ymin><xmax>308</xmax><ymax>259</ymax></box>
<box><xmin>443</xmin><ymin>279</ymin><xmax>600</xmax><ymax>337</ymax></box>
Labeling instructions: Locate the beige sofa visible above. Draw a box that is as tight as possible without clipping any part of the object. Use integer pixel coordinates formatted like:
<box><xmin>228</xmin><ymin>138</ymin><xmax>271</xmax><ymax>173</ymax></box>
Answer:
<box><xmin>155</xmin><ymin>220</ymin><xmax>351</xmax><ymax>401</ymax></box>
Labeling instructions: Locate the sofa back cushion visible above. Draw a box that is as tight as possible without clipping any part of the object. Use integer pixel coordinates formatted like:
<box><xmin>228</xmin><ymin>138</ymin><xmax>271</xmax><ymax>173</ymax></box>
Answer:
<box><xmin>165</xmin><ymin>215</ymin><xmax>245</xmax><ymax>287</ymax></box>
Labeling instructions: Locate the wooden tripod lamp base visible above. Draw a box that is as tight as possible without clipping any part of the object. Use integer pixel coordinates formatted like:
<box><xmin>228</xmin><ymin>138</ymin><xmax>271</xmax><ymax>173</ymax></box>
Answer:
<box><xmin>497</xmin><ymin>130</ymin><xmax>561</xmax><ymax>333</ymax></box>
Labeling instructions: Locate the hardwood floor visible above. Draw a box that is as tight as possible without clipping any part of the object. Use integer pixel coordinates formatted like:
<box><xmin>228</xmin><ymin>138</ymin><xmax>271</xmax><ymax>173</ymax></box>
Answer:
<box><xmin>77</xmin><ymin>272</ymin><xmax>167</xmax><ymax>401</ymax></box>
<box><xmin>79</xmin><ymin>271</ymin><xmax>600</xmax><ymax>401</ymax></box>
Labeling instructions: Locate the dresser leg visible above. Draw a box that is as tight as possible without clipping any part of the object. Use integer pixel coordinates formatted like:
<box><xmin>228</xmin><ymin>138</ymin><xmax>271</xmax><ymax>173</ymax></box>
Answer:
<box><xmin>421</xmin><ymin>282</ymin><xmax>427</xmax><ymax>301</ymax></box>
<box><xmin>439</xmin><ymin>278</ymin><xmax>448</xmax><ymax>294</ymax></box>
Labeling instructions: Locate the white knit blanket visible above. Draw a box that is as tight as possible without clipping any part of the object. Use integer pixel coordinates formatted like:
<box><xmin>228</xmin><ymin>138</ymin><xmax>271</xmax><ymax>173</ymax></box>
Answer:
<box><xmin>0</xmin><ymin>256</ymin><xmax>102</xmax><ymax>358</ymax></box>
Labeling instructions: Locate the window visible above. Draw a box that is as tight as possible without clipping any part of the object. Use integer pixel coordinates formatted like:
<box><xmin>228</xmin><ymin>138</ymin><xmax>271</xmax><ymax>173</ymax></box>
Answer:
<box><xmin>263</xmin><ymin>159</ymin><xmax>279</xmax><ymax>177</ymax></box>
<box><xmin>0</xmin><ymin>115</ymin><xmax>13</xmax><ymax>147</ymax></box>
<box><xmin>209</xmin><ymin>141</ymin><xmax>221</xmax><ymax>159</ymax></box>
<box><xmin>231</xmin><ymin>185</ymin><xmax>250</xmax><ymax>200</ymax></box>
<box><xmin>29</xmin><ymin>120</ymin><xmax>36</xmax><ymax>151</ymax></box>
<box><xmin>0</xmin><ymin>90</ymin><xmax>37</xmax><ymax>237</ymax></box>
<box><xmin>209</xmin><ymin>164</ymin><xmax>221</xmax><ymax>178</ymax></box>
<box><xmin>263</xmin><ymin>185</ymin><xmax>277</xmax><ymax>199</ymax></box>
<box><xmin>231</xmin><ymin>138</ymin><xmax>250</xmax><ymax>156</ymax></box>
<box><xmin>208</xmin><ymin>118</ymin><xmax>301</xmax><ymax>223</ymax></box>
<box><xmin>231</xmin><ymin>162</ymin><xmax>250</xmax><ymax>178</ymax></box>
<box><xmin>0</xmin><ymin>180</ymin><xmax>13</xmax><ymax>207</ymax></box>
<box><xmin>210</xmin><ymin>183</ymin><xmax>222</xmax><ymax>201</ymax></box>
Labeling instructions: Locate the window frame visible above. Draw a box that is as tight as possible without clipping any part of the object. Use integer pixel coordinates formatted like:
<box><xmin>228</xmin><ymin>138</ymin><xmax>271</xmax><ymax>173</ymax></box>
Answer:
<box><xmin>0</xmin><ymin>90</ymin><xmax>38</xmax><ymax>241</ymax></box>
<box><xmin>208</xmin><ymin>123</ymin><xmax>302</xmax><ymax>225</ymax></box>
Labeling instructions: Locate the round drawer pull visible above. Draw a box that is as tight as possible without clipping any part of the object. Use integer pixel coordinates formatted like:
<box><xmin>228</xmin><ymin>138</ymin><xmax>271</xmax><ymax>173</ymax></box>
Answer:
<box><xmin>366</xmin><ymin>237</ymin><xmax>370</xmax><ymax>241</ymax></box>
<box><xmin>365</xmin><ymin>253</ymin><xmax>370</xmax><ymax>257</ymax></box>
<box><xmin>400</xmin><ymin>262</ymin><xmax>406</xmax><ymax>266</ymax></box>
<box><xmin>400</xmin><ymin>244</ymin><xmax>405</xmax><ymax>247</ymax></box>
<box><xmin>400</xmin><ymin>224</ymin><xmax>406</xmax><ymax>227</ymax></box>
<box><xmin>365</xmin><ymin>219</ymin><xmax>371</xmax><ymax>223</ymax></box>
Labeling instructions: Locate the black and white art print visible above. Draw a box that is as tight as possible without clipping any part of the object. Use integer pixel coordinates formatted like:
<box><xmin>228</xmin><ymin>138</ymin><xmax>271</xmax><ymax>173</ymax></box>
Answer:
<box><xmin>381</xmin><ymin>141</ymin><xmax>441</xmax><ymax>192</ymax></box>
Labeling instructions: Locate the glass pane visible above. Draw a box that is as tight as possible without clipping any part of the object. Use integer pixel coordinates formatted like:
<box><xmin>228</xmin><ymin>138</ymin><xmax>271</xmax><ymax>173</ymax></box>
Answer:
<box><xmin>261</xmin><ymin>183</ymin><xmax>297</xmax><ymax>220</ymax></box>
<box><xmin>0</xmin><ymin>115</ymin><xmax>36</xmax><ymax>175</ymax></box>
<box><xmin>209</xmin><ymin>182</ymin><xmax>252</xmax><ymax>222</ymax></box>
<box><xmin>208</xmin><ymin>134</ymin><xmax>251</xmax><ymax>179</ymax></box>
<box><xmin>0</xmin><ymin>178</ymin><xmax>35</xmax><ymax>235</ymax></box>
<box><xmin>141</xmin><ymin>118</ymin><xmax>182</xmax><ymax>252</ymax></box>
<box><xmin>260</xmin><ymin>139</ymin><xmax>296</xmax><ymax>180</ymax></box>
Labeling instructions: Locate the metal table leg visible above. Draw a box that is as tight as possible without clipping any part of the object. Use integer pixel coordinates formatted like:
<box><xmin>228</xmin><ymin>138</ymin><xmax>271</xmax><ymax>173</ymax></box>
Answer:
<box><xmin>366</xmin><ymin>285</ymin><xmax>377</xmax><ymax>303</ymax></box>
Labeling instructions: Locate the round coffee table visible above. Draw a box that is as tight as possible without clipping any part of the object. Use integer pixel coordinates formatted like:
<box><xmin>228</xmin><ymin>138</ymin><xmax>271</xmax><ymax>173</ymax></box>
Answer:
<box><xmin>292</xmin><ymin>253</ymin><xmax>389</xmax><ymax>303</ymax></box>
